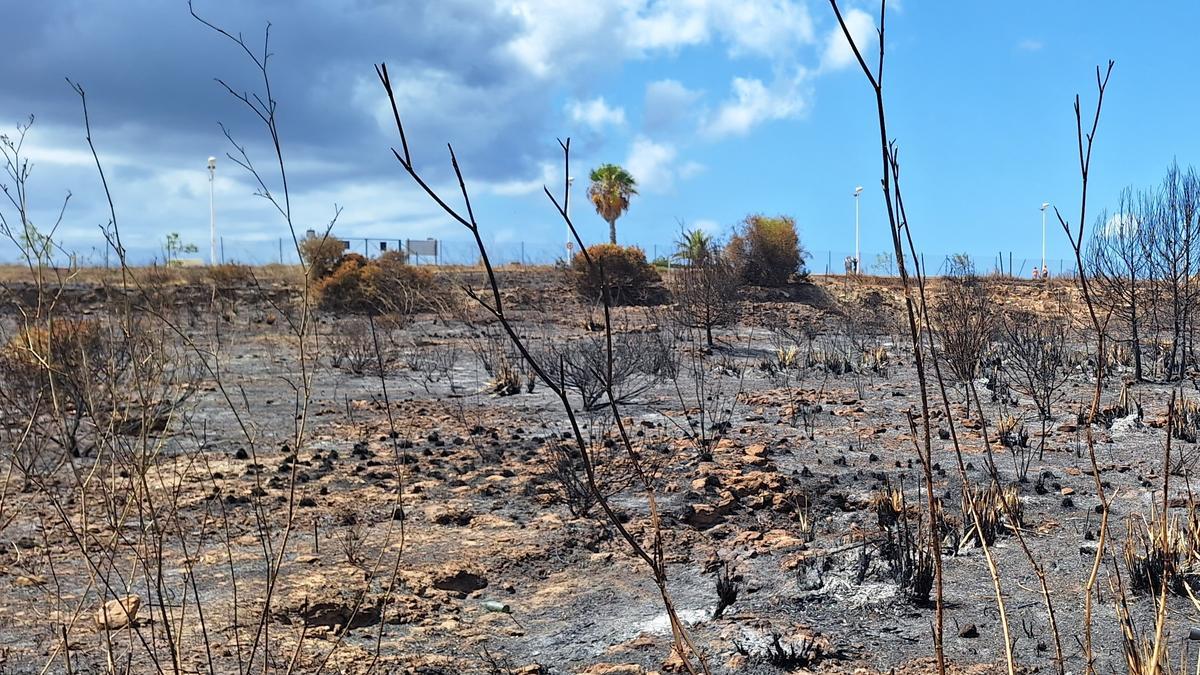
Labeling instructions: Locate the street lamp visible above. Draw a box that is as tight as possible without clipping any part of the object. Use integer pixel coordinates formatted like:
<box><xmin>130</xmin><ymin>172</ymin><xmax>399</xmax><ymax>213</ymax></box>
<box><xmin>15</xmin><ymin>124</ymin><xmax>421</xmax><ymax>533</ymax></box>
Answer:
<box><xmin>1041</xmin><ymin>201</ymin><xmax>1050</xmax><ymax>276</ymax></box>
<box><xmin>854</xmin><ymin>186</ymin><xmax>863</xmax><ymax>274</ymax></box>
<box><xmin>566</xmin><ymin>176</ymin><xmax>575</xmax><ymax>261</ymax></box>
<box><xmin>208</xmin><ymin>156</ymin><xmax>217</xmax><ymax>265</ymax></box>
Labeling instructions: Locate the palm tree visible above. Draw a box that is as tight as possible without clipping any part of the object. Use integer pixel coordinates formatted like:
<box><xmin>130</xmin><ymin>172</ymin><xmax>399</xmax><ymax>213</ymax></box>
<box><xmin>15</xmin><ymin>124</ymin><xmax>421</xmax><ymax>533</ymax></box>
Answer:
<box><xmin>675</xmin><ymin>228</ymin><xmax>713</xmax><ymax>267</ymax></box>
<box><xmin>587</xmin><ymin>163</ymin><xmax>638</xmax><ymax>245</ymax></box>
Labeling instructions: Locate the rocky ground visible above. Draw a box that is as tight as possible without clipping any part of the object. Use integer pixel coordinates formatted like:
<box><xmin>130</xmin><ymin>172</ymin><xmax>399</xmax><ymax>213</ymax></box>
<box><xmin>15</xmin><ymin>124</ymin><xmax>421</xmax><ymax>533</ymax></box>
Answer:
<box><xmin>0</xmin><ymin>271</ymin><xmax>1194</xmax><ymax>674</ymax></box>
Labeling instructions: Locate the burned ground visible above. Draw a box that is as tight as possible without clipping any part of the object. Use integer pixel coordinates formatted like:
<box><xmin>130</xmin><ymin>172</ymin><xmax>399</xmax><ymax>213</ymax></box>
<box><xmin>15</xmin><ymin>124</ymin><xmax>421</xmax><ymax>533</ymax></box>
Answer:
<box><xmin>0</xmin><ymin>270</ymin><xmax>1192</xmax><ymax>674</ymax></box>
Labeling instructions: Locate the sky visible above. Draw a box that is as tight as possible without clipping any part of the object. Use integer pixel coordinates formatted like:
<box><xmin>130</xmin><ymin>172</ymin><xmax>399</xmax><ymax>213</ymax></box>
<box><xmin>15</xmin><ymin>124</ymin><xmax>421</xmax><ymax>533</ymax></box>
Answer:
<box><xmin>1</xmin><ymin>1</ymin><xmax>1197</xmax><ymax>270</ymax></box>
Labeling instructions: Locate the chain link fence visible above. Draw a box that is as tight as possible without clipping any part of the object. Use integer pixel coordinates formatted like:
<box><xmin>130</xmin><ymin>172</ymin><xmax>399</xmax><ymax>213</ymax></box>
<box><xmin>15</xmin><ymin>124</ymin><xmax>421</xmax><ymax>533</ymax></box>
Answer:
<box><xmin>0</xmin><ymin>234</ymin><xmax>1076</xmax><ymax>279</ymax></box>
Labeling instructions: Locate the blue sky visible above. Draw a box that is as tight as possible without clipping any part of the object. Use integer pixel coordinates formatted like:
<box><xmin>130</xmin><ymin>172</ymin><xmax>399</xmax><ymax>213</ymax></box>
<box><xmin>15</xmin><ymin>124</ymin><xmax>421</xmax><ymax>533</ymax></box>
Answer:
<box><xmin>1</xmin><ymin>1</ymin><xmax>1196</xmax><ymax>269</ymax></box>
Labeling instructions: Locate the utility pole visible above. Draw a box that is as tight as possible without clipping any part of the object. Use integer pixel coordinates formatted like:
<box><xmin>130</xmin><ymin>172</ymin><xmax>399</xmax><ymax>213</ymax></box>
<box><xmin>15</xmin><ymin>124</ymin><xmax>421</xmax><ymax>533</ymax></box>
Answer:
<box><xmin>208</xmin><ymin>156</ymin><xmax>217</xmax><ymax>265</ymax></box>
<box><xmin>854</xmin><ymin>185</ymin><xmax>863</xmax><ymax>274</ymax></box>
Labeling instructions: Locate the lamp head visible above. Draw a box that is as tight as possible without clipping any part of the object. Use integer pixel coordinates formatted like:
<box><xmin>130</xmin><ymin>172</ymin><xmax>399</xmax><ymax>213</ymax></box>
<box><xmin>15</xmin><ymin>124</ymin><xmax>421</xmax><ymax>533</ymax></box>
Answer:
<box><xmin>854</xmin><ymin>186</ymin><xmax>863</xmax><ymax>196</ymax></box>
<box><xmin>1041</xmin><ymin>202</ymin><xmax>1050</xmax><ymax>210</ymax></box>
<box><xmin>207</xmin><ymin>157</ymin><xmax>217</xmax><ymax>171</ymax></box>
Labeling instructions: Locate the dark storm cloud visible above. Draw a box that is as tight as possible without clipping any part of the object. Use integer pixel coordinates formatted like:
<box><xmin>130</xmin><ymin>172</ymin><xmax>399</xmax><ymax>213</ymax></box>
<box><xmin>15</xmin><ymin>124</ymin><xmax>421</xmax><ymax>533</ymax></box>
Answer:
<box><xmin>1</xmin><ymin>0</ymin><xmax>552</xmax><ymax>186</ymax></box>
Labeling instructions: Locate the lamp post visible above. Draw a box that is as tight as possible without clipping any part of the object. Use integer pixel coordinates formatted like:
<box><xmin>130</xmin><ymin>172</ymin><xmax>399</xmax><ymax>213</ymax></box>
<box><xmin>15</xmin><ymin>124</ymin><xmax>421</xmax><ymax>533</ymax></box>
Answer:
<box><xmin>1041</xmin><ymin>201</ymin><xmax>1050</xmax><ymax>276</ymax></box>
<box><xmin>208</xmin><ymin>156</ymin><xmax>217</xmax><ymax>265</ymax></box>
<box><xmin>854</xmin><ymin>185</ymin><xmax>863</xmax><ymax>274</ymax></box>
<box><xmin>566</xmin><ymin>176</ymin><xmax>575</xmax><ymax>261</ymax></box>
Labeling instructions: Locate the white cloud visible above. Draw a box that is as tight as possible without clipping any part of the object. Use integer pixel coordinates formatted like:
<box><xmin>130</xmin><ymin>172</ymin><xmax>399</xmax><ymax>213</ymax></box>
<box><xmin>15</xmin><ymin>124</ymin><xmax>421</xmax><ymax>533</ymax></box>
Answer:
<box><xmin>627</xmin><ymin>0</ymin><xmax>815</xmax><ymax>58</ymax></box>
<box><xmin>1017</xmin><ymin>39</ymin><xmax>1044</xmax><ymax>52</ymax></box>
<box><xmin>692</xmin><ymin>218</ymin><xmax>724</xmax><ymax>235</ymax></box>
<box><xmin>483</xmin><ymin>161</ymin><xmax>560</xmax><ymax>196</ymax></box>
<box><xmin>820</xmin><ymin>8</ymin><xmax>876</xmax><ymax>72</ymax></box>
<box><xmin>625</xmin><ymin>136</ymin><xmax>710</xmax><ymax>195</ymax></box>
<box><xmin>644</xmin><ymin>80</ymin><xmax>703</xmax><ymax>133</ymax></box>
<box><xmin>703</xmin><ymin>70</ymin><xmax>810</xmax><ymax>138</ymax></box>
<box><xmin>566</xmin><ymin>97</ymin><xmax>626</xmax><ymax>129</ymax></box>
<box><xmin>502</xmin><ymin>0</ymin><xmax>817</xmax><ymax>80</ymax></box>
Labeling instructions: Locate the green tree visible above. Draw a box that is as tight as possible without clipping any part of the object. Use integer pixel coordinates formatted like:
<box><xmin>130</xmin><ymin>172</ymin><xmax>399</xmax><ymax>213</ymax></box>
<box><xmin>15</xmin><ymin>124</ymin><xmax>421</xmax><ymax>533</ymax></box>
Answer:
<box><xmin>587</xmin><ymin>163</ymin><xmax>638</xmax><ymax>245</ymax></box>
<box><xmin>163</xmin><ymin>232</ymin><xmax>199</xmax><ymax>266</ymax></box>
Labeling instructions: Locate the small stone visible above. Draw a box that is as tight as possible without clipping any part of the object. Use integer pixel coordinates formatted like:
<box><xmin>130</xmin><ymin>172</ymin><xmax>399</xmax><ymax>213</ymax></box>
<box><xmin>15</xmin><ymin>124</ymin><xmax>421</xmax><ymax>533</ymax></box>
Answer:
<box><xmin>682</xmin><ymin>504</ymin><xmax>725</xmax><ymax>529</ymax></box>
<box><xmin>95</xmin><ymin>595</ymin><xmax>141</xmax><ymax>630</ymax></box>
<box><xmin>958</xmin><ymin>623</ymin><xmax>979</xmax><ymax>638</ymax></box>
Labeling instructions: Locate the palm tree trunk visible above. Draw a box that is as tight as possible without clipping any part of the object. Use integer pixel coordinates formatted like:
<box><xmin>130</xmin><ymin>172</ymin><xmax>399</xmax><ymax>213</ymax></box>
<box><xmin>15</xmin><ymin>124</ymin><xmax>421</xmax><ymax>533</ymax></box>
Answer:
<box><xmin>608</xmin><ymin>218</ymin><xmax>617</xmax><ymax>245</ymax></box>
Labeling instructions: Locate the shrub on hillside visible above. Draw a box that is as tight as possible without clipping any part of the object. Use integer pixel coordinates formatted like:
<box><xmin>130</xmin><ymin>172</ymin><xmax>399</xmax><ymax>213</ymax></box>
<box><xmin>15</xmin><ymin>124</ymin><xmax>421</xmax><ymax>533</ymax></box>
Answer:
<box><xmin>313</xmin><ymin>252</ymin><xmax>445</xmax><ymax>314</ymax></box>
<box><xmin>570</xmin><ymin>244</ymin><xmax>662</xmax><ymax>305</ymax></box>
<box><xmin>725</xmin><ymin>214</ymin><xmax>808</xmax><ymax>287</ymax></box>
<box><xmin>300</xmin><ymin>236</ymin><xmax>348</xmax><ymax>280</ymax></box>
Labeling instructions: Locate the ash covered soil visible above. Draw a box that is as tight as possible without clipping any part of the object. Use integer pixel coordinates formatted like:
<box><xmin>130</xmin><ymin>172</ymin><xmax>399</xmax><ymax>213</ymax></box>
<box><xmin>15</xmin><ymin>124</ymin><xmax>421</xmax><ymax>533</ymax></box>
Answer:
<box><xmin>0</xmin><ymin>271</ymin><xmax>1191</xmax><ymax>674</ymax></box>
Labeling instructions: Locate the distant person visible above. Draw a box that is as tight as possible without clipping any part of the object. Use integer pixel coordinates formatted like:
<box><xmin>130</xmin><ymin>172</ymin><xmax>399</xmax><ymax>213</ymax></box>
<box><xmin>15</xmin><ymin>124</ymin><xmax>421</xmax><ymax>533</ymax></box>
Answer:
<box><xmin>1042</xmin><ymin>264</ymin><xmax>1049</xmax><ymax>279</ymax></box>
<box><xmin>845</xmin><ymin>255</ymin><xmax>857</xmax><ymax>275</ymax></box>
<box><xmin>1032</xmin><ymin>267</ymin><xmax>1040</xmax><ymax>280</ymax></box>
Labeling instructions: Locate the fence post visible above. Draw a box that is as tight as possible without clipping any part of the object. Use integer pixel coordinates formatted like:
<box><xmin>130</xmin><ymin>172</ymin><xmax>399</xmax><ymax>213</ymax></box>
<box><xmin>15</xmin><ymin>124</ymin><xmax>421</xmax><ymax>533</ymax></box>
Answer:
<box><xmin>279</xmin><ymin>238</ymin><xmax>284</xmax><ymax>265</ymax></box>
<box><xmin>220</xmin><ymin>236</ymin><xmax>225</xmax><ymax>264</ymax></box>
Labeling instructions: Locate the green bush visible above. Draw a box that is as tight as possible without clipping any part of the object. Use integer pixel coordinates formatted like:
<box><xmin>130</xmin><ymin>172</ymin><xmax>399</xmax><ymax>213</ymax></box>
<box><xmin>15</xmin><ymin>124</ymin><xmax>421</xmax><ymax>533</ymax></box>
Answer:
<box><xmin>725</xmin><ymin>214</ymin><xmax>808</xmax><ymax>287</ymax></box>
<box><xmin>571</xmin><ymin>244</ymin><xmax>663</xmax><ymax>305</ymax></box>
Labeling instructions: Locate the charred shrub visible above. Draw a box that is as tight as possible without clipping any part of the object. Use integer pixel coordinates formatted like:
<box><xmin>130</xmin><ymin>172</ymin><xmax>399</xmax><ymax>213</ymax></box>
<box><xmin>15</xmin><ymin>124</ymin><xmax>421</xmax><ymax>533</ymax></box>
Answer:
<box><xmin>1123</xmin><ymin>508</ymin><xmax>1200</xmax><ymax>596</ymax></box>
<box><xmin>536</xmin><ymin>436</ymin><xmax>644</xmax><ymax>517</ymax></box>
<box><xmin>0</xmin><ymin>319</ymin><xmax>123</xmax><ymax>456</ymax></box>
<box><xmin>328</xmin><ymin>319</ymin><xmax>394</xmax><ymax>375</ymax></box>
<box><xmin>735</xmin><ymin>632</ymin><xmax>827</xmax><ymax>670</ymax></box>
<box><xmin>713</xmin><ymin>559</ymin><xmax>741</xmax><ymax>619</ymax></box>
<box><xmin>725</xmin><ymin>214</ymin><xmax>808</xmax><ymax>287</ymax></box>
<box><xmin>570</xmin><ymin>244</ymin><xmax>662</xmax><ymax>305</ymax></box>
<box><xmin>669</xmin><ymin>252</ymin><xmax>742</xmax><ymax>349</ymax></box>
<box><xmin>870</xmin><ymin>483</ymin><xmax>937</xmax><ymax>605</ymax></box>
<box><xmin>548</xmin><ymin>332</ymin><xmax>668</xmax><ymax>411</ymax></box>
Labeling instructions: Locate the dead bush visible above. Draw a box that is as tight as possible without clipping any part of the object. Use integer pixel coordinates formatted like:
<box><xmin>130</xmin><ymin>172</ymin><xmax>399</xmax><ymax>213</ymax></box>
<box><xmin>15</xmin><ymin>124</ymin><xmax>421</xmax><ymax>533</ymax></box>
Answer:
<box><xmin>934</xmin><ymin>275</ymin><xmax>994</xmax><ymax>386</ymax></box>
<box><xmin>960</xmin><ymin>482</ymin><xmax>1023</xmax><ymax>547</ymax></box>
<box><xmin>537</xmin><ymin>436</ymin><xmax>644</xmax><ymax>517</ymax></box>
<box><xmin>1123</xmin><ymin>507</ymin><xmax>1200</xmax><ymax>596</ymax></box>
<box><xmin>1169</xmin><ymin>396</ymin><xmax>1200</xmax><ymax>443</ymax></box>
<box><xmin>300</xmin><ymin>235</ymin><xmax>348</xmax><ymax>280</ymax></box>
<box><xmin>570</xmin><ymin>244</ymin><xmax>662</xmax><ymax>305</ymax></box>
<box><xmin>668</xmin><ymin>253</ymin><xmax>742</xmax><ymax>349</ymax></box>
<box><xmin>1001</xmin><ymin>311</ymin><xmax>1069</xmax><ymax>476</ymax></box>
<box><xmin>725</xmin><ymin>214</ymin><xmax>808</xmax><ymax>287</ymax></box>
<box><xmin>0</xmin><ymin>319</ymin><xmax>124</xmax><ymax>457</ymax></box>
<box><xmin>871</xmin><ymin>482</ymin><xmax>937</xmax><ymax>605</ymax></box>
<box><xmin>328</xmin><ymin>320</ymin><xmax>393</xmax><ymax>375</ymax></box>
<box><xmin>548</xmin><ymin>332</ymin><xmax>666</xmax><ymax>411</ymax></box>
<box><xmin>314</xmin><ymin>252</ymin><xmax>445</xmax><ymax>314</ymax></box>
<box><xmin>735</xmin><ymin>632</ymin><xmax>827</xmax><ymax>670</ymax></box>
<box><xmin>471</xmin><ymin>328</ymin><xmax>534</xmax><ymax>396</ymax></box>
